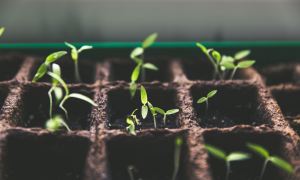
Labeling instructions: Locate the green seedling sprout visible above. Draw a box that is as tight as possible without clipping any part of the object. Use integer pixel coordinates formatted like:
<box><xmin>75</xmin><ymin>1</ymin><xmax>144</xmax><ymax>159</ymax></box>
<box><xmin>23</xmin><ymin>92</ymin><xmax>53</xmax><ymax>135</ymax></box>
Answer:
<box><xmin>205</xmin><ymin>144</ymin><xmax>250</xmax><ymax>180</ymax></box>
<box><xmin>65</xmin><ymin>42</ymin><xmax>93</xmax><ymax>82</ymax></box>
<box><xmin>247</xmin><ymin>143</ymin><xmax>293</xmax><ymax>180</ymax></box>
<box><xmin>32</xmin><ymin>51</ymin><xmax>67</xmax><ymax>82</ymax></box>
<box><xmin>153</xmin><ymin>107</ymin><xmax>179</xmax><ymax>126</ymax></box>
<box><xmin>196</xmin><ymin>43</ymin><xmax>255</xmax><ymax>80</ymax></box>
<box><xmin>172</xmin><ymin>137</ymin><xmax>183</xmax><ymax>180</ymax></box>
<box><xmin>46</xmin><ymin>115</ymin><xmax>70</xmax><ymax>132</ymax></box>
<box><xmin>0</xmin><ymin>27</ymin><xmax>5</xmax><ymax>37</ymax></box>
<box><xmin>130</xmin><ymin>33</ymin><xmax>159</xmax><ymax>97</ymax></box>
<box><xmin>197</xmin><ymin>90</ymin><xmax>217</xmax><ymax>111</ymax></box>
<box><xmin>126</xmin><ymin>109</ymin><xmax>140</xmax><ymax>135</ymax></box>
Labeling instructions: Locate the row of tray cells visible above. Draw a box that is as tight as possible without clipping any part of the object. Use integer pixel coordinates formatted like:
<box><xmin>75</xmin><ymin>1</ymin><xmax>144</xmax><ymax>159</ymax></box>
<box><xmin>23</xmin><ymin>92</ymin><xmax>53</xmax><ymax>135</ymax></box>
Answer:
<box><xmin>0</xmin><ymin>82</ymin><xmax>274</xmax><ymax>131</ymax></box>
<box><xmin>0</xmin><ymin>130</ymin><xmax>289</xmax><ymax>180</ymax></box>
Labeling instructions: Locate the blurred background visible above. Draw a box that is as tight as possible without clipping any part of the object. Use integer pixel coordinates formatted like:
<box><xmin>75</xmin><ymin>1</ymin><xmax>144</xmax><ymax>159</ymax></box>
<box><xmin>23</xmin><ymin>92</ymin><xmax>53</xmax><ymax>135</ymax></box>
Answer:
<box><xmin>0</xmin><ymin>0</ymin><xmax>300</xmax><ymax>42</ymax></box>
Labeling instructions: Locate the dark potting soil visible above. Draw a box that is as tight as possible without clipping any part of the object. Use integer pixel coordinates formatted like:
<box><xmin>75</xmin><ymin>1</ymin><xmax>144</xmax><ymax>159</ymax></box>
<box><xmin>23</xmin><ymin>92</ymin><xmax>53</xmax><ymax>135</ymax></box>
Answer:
<box><xmin>1</xmin><ymin>131</ymin><xmax>90</xmax><ymax>180</ymax></box>
<box><xmin>106</xmin><ymin>133</ymin><xmax>188</xmax><ymax>180</ymax></box>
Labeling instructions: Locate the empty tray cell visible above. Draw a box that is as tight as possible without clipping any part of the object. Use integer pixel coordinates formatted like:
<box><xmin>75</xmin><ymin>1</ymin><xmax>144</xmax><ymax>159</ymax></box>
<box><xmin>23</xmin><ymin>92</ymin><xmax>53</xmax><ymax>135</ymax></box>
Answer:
<box><xmin>260</xmin><ymin>63</ymin><xmax>300</xmax><ymax>86</ymax></box>
<box><xmin>106</xmin><ymin>133</ymin><xmax>189</xmax><ymax>180</ymax></box>
<box><xmin>203</xmin><ymin>131</ymin><xmax>289</xmax><ymax>180</ymax></box>
<box><xmin>15</xmin><ymin>85</ymin><xmax>95</xmax><ymax>130</ymax></box>
<box><xmin>31</xmin><ymin>59</ymin><xmax>96</xmax><ymax>84</ymax></box>
<box><xmin>191</xmin><ymin>83</ymin><xmax>268</xmax><ymax>128</ymax></box>
<box><xmin>1</xmin><ymin>132</ymin><xmax>91</xmax><ymax>180</ymax></box>
<box><xmin>109</xmin><ymin>60</ymin><xmax>171</xmax><ymax>82</ymax></box>
<box><xmin>107</xmin><ymin>86</ymin><xmax>179</xmax><ymax>129</ymax></box>
<box><xmin>0</xmin><ymin>56</ymin><xmax>23</xmax><ymax>81</ymax></box>
<box><xmin>182</xmin><ymin>59</ymin><xmax>251</xmax><ymax>81</ymax></box>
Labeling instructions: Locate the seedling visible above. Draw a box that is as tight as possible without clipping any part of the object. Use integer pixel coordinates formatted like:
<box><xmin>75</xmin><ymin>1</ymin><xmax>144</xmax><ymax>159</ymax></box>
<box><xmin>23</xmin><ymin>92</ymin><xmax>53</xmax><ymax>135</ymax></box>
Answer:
<box><xmin>32</xmin><ymin>51</ymin><xmax>67</xmax><ymax>82</ymax></box>
<box><xmin>0</xmin><ymin>27</ymin><xmax>5</xmax><ymax>37</ymax></box>
<box><xmin>46</xmin><ymin>115</ymin><xmax>70</xmax><ymax>132</ymax></box>
<box><xmin>65</xmin><ymin>42</ymin><xmax>93</xmax><ymax>82</ymax></box>
<box><xmin>247</xmin><ymin>143</ymin><xmax>293</xmax><ymax>180</ymax></box>
<box><xmin>47</xmin><ymin>71</ymin><xmax>97</xmax><ymax>120</ymax></box>
<box><xmin>205</xmin><ymin>144</ymin><xmax>250</xmax><ymax>180</ymax></box>
<box><xmin>130</xmin><ymin>33</ymin><xmax>159</xmax><ymax>97</ymax></box>
<box><xmin>196</xmin><ymin>43</ymin><xmax>255</xmax><ymax>80</ymax></box>
<box><xmin>153</xmin><ymin>107</ymin><xmax>179</xmax><ymax>126</ymax></box>
<box><xmin>126</xmin><ymin>109</ymin><xmax>140</xmax><ymax>135</ymax></box>
<box><xmin>197</xmin><ymin>90</ymin><xmax>217</xmax><ymax>111</ymax></box>
<box><xmin>172</xmin><ymin>137</ymin><xmax>183</xmax><ymax>180</ymax></box>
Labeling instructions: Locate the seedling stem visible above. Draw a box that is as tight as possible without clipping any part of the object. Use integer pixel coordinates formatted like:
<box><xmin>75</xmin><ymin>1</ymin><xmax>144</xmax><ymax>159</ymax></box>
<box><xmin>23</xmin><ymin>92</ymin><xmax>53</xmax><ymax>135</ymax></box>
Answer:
<box><xmin>172</xmin><ymin>137</ymin><xmax>183</xmax><ymax>180</ymax></box>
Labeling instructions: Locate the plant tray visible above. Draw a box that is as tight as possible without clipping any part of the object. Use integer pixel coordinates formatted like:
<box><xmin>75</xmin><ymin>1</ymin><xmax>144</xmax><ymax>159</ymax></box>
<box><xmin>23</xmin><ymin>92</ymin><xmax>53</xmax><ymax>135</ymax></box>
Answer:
<box><xmin>0</xmin><ymin>42</ymin><xmax>300</xmax><ymax>180</ymax></box>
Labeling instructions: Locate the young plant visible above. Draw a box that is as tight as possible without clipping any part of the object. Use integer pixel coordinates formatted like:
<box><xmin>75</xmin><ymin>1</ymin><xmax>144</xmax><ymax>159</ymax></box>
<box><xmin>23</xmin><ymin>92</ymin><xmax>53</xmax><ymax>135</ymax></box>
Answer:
<box><xmin>65</xmin><ymin>42</ymin><xmax>93</xmax><ymax>82</ymax></box>
<box><xmin>0</xmin><ymin>27</ymin><xmax>5</xmax><ymax>37</ymax></box>
<box><xmin>172</xmin><ymin>136</ymin><xmax>183</xmax><ymax>180</ymax></box>
<box><xmin>46</xmin><ymin>115</ymin><xmax>70</xmax><ymax>132</ymax></box>
<box><xmin>153</xmin><ymin>107</ymin><xmax>179</xmax><ymax>126</ymax></box>
<box><xmin>197</xmin><ymin>90</ymin><xmax>217</xmax><ymax>111</ymax></box>
<box><xmin>205</xmin><ymin>144</ymin><xmax>250</xmax><ymax>180</ymax></box>
<box><xmin>126</xmin><ymin>109</ymin><xmax>140</xmax><ymax>135</ymax></box>
<box><xmin>47</xmin><ymin>71</ymin><xmax>97</xmax><ymax>120</ymax></box>
<box><xmin>196</xmin><ymin>43</ymin><xmax>255</xmax><ymax>80</ymax></box>
<box><xmin>130</xmin><ymin>33</ymin><xmax>159</xmax><ymax>97</ymax></box>
<box><xmin>32</xmin><ymin>51</ymin><xmax>68</xmax><ymax>82</ymax></box>
<box><xmin>247</xmin><ymin>143</ymin><xmax>293</xmax><ymax>180</ymax></box>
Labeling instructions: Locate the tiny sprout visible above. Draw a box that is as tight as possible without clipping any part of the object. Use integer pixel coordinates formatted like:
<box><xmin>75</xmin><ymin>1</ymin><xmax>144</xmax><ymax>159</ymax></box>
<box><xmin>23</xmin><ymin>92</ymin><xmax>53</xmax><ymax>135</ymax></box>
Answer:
<box><xmin>247</xmin><ymin>143</ymin><xmax>293</xmax><ymax>180</ymax></box>
<box><xmin>129</xmin><ymin>33</ymin><xmax>159</xmax><ymax>97</ymax></box>
<box><xmin>172</xmin><ymin>136</ymin><xmax>183</xmax><ymax>180</ymax></box>
<box><xmin>205</xmin><ymin>144</ymin><xmax>250</xmax><ymax>180</ymax></box>
<box><xmin>196</xmin><ymin>43</ymin><xmax>255</xmax><ymax>80</ymax></box>
<box><xmin>197</xmin><ymin>90</ymin><xmax>217</xmax><ymax>111</ymax></box>
<box><xmin>126</xmin><ymin>109</ymin><xmax>140</xmax><ymax>135</ymax></box>
<box><xmin>47</xmin><ymin>71</ymin><xmax>97</xmax><ymax>120</ymax></box>
<box><xmin>46</xmin><ymin>115</ymin><xmax>70</xmax><ymax>132</ymax></box>
<box><xmin>65</xmin><ymin>42</ymin><xmax>93</xmax><ymax>82</ymax></box>
<box><xmin>0</xmin><ymin>27</ymin><xmax>5</xmax><ymax>37</ymax></box>
<box><xmin>32</xmin><ymin>51</ymin><xmax>67</xmax><ymax>82</ymax></box>
<box><xmin>153</xmin><ymin>107</ymin><xmax>179</xmax><ymax>126</ymax></box>
<box><xmin>140</xmin><ymin>85</ymin><xmax>149</xmax><ymax>119</ymax></box>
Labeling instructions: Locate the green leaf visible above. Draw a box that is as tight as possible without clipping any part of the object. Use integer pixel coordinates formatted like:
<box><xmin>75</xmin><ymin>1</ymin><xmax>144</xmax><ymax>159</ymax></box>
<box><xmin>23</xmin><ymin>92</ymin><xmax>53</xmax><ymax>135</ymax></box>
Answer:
<box><xmin>197</xmin><ymin>97</ymin><xmax>207</xmax><ymax>104</ymax></box>
<box><xmin>143</xmin><ymin>63</ymin><xmax>158</xmax><ymax>71</ymax></box>
<box><xmin>65</xmin><ymin>42</ymin><xmax>76</xmax><ymax>49</ymax></box>
<box><xmin>47</xmin><ymin>72</ymin><xmax>69</xmax><ymax>95</ymax></box>
<box><xmin>141</xmin><ymin>105</ymin><xmax>148</xmax><ymax>119</ymax></box>
<box><xmin>130</xmin><ymin>47</ymin><xmax>144</xmax><ymax>59</ymax></box>
<box><xmin>153</xmin><ymin>107</ymin><xmax>165</xmax><ymax>115</ymax></box>
<box><xmin>220</xmin><ymin>56</ymin><xmax>235</xmax><ymax>69</ymax></box>
<box><xmin>142</xmin><ymin>33</ymin><xmax>158</xmax><ymax>48</ymax></box>
<box><xmin>207</xmin><ymin>90</ymin><xmax>217</xmax><ymax>98</ymax></box>
<box><xmin>221</xmin><ymin>55</ymin><xmax>235</xmax><ymax>63</ymax></box>
<box><xmin>234</xmin><ymin>50</ymin><xmax>251</xmax><ymax>60</ymax></box>
<box><xmin>32</xmin><ymin>63</ymin><xmax>48</xmax><ymax>82</ymax></box>
<box><xmin>78</xmin><ymin>45</ymin><xmax>93</xmax><ymax>53</ymax></box>
<box><xmin>196</xmin><ymin>43</ymin><xmax>208</xmax><ymax>54</ymax></box>
<box><xmin>227</xmin><ymin>152</ymin><xmax>250</xmax><ymax>162</ymax></box>
<box><xmin>205</xmin><ymin>144</ymin><xmax>227</xmax><ymax>160</ymax></box>
<box><xmin>246</xmin><ymin>143</ymin><xmax>269</xmax><ymax>158</ymax></box>
<box><xmin>45</xmin><ymin>51</ymin><xmax>67</xmax><ymax>65</ymax></box>
<box><xmin>71</xmin><ymin>49</ymin><xmax>78</xmax><ymax>61</ymax></box>
<box><xmin>53</xmin><ymin>87</ymin><xmax>63</xmax><ymax>102</ymax></box>
<box><xmin>140</xmin><ymin>86</ymin><xmax>148</xmax><ymax>105</ymax></box>
<box><xmin>237</xmin><ymin>60</ymin><xmax>255</xmax><ymax>69</ymax></box>
<box><xmin>166</xmin><ymin>109</ymin><xmax>179</xmax><ymax>115</ymax></box>
<box><xmin>129</xmin><ymin>82</ymin><xmax>137</xmax><ymax>97</ymax></box>
<box><xmin>51</xmin><ymin>63</ymin><xmax>61</xmax><ymax>86</ymax></box>
<box><xmin>131</xmin><ymin>65</ymin><xmax>140</xmax><ymax>82</ymax></box>
<box><xmin>0</xmin><ymin>27</ymin><xmax>5</xmax><ymax>37</ymax></box>
<box><xmin>46</xmin><ymin>115</ymin><xmax>63</xmax><ymax>132</ymax></box>
<box><xmin>68</xmin><ymin>93</ymin><xmax>97</xmax><ymax>106</ymax></box>
<box><xmin>212</xmin><ymin>50</ymin><xmax>221</xmax><ymax>62</ymax></box>
<box><xmin>269</xmin><ymin>156</ymin><xmax>293</xmax><ymax>174</ymax></box>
